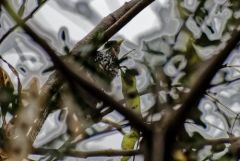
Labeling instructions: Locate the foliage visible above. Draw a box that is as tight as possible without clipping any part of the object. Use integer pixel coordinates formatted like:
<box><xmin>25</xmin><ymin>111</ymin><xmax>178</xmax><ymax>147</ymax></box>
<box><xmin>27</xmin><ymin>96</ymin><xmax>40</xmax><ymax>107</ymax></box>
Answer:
<box><xmin>121</xmin><ymin>68</ymin><xmax>141</xmax><ymax>161</ymax></box>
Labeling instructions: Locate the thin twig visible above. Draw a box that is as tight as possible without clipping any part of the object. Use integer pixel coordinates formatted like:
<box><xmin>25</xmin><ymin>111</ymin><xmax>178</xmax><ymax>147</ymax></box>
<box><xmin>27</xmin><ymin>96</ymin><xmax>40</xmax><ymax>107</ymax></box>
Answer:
<box><xmin>185</xmin><ymin>120</ymin><xmax>232</xmax><ymax>137</ymax></box>
<box><xmin>194</xmin><ymin>136</ymin><xmax>240</xmax><ymax>150</ymax></box>
<box><xmin>210</xmin><ymin>77</ymin><xmax>240</xmax><ymax>87</ymax></box>
<box><xmin>0</xmin><ymin>0</ymin><xmax>49</xmax><ymax>44</ymax></box>
<box><xmin>205</xmin><ymin>92</ymin><xmax>238</xmax><ymax>116</ymax></box>
<box><xmin>101</xmin><ymin>118</ymin><xmax>126</xmax><ymax>135</ymax></box>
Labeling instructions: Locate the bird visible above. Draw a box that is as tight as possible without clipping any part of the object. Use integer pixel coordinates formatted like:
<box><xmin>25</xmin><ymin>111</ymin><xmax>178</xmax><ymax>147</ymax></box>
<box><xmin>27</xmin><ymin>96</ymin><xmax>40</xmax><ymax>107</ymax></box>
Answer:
<box><xmin>40</xmin><ymin>39</ymin><xmax>124</xmax><ymax>135</ymax></box>
<box><xmin>93</xmin><ymin>39</ymin><xmax>124</xmax><ymax>80</ymax></box>
<box><xmin>43</xmin><ymin>39</ymin><xmax>124</xmax><ymax>82</ymax></box>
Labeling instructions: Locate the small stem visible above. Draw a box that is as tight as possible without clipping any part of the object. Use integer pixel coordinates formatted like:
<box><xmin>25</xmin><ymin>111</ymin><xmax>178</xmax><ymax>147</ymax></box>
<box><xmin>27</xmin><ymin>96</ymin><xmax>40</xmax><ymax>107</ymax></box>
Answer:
<box><xmin>101</xmin><ymin>118</ymin><xmax>127</xmax><ymax>135</ymax></box>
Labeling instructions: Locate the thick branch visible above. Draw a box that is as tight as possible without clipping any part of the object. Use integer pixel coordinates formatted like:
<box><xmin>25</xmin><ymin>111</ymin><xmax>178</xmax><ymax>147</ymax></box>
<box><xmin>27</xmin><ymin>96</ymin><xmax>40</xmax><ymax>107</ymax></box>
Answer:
<box><xmin>33</xmin><ymin>148</ymin><xmax>141</xmax><ymax>158</ymax></box>
<box><xmin>71</xmin><ymin>0</ymin><xmax>154</xmax><ymax>55</ymax></box>
<box><xmin>157</xmin><ymin>29</ymin><xmax>240</xmax><ymax>161</ymax></box>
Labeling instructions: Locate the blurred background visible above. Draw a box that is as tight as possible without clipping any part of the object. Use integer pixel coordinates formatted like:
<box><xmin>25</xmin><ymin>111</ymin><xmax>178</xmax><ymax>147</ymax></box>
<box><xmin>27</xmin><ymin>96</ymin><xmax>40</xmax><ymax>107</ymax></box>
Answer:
<box><xmin>1</xmin><ymin>0</ymin><xmax>240</xmax><ymax>160</ymax></box>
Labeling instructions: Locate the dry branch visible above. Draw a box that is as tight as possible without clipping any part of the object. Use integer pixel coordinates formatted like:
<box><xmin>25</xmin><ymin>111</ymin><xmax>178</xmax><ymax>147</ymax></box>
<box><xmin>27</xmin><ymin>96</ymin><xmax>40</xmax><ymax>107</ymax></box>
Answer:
<box><xmin>33</xmin><ymin>148</ymin><xmax>141</xmax><ymax>158</ymax></box>
<box><xmin>70</xmin><ymin>0</ymin><xmax>142</xmax><ymax>55</ymax></box>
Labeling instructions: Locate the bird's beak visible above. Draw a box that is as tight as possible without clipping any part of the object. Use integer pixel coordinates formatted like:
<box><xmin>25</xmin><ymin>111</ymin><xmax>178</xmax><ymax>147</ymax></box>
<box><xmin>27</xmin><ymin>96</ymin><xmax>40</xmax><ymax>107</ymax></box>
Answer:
<box><xmin>117</xmin><ymin>39</ymin><xmax>124</xmax><ymax>45</ymax></box>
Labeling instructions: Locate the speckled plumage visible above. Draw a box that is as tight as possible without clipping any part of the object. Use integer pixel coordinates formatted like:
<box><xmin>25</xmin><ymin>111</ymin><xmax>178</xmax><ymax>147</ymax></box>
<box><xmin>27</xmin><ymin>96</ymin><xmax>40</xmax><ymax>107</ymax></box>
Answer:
<box><xmin>93</xmin><ymin>40</ymin><xmax>123</xmax><ymax>79</ymax></box>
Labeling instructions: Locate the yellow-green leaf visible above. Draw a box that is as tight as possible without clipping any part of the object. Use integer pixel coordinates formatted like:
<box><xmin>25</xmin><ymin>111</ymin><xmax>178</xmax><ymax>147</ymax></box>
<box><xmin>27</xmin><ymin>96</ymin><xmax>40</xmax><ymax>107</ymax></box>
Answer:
<box><xmin>120</xmin><ymin>69</ymin><xmax>141</xmax><ymax>161</ymax></box>
<box><xmin>121</xmin><ymin>129</ymin><xmax>140</xmax><ymax>161</ymax></box>
<box><xmin>121</xmin><ymin>69</ymin><xmax>141</xmax><ymax>114</ymax></box>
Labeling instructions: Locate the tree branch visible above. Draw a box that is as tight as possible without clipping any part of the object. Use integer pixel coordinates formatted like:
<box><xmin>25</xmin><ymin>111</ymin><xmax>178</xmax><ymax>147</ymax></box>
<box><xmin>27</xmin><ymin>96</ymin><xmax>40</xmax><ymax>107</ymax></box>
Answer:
<box><xmin>193</xmin><ymin>136</ymin><xmax>240</xmax><ymax>150</ymax></box>
<box><xmin>156</xmin><ymin>28</ymin><xmax>240</xmax><ymax>161</ymax></box>
<box><xmin>33</xmin><ymin>148</ymin><xmax>141</xmax><ymax>158</ymax></box>
<box><xmin>71</xmin><ymin>0</ymin><xmax>154</xmax><ymax>55</ymax></box>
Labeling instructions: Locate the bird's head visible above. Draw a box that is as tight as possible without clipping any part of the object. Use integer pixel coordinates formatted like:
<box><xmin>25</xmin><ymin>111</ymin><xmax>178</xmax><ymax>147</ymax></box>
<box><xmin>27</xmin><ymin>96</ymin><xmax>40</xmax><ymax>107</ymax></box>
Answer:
<box><xmin>103</xmin><ymin>39</ymin><xmax>124</xmax><ymax>50</ymax></box>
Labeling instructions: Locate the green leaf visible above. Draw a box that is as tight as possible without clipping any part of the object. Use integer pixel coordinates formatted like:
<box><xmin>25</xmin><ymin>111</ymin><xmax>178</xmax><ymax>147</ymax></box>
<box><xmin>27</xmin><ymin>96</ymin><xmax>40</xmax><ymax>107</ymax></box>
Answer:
<box><xmin>120</xmin><ymin>69</ymin><xmax>141</xmax><ymax>161</ymax></box>
<box><xmin>121</xmin><ymin>129</ymin><xmax>140</xmax><ymax>161</ymax></box>
<box><xmin>121</xmin><ymin>69</ymin><xmax>141</xmax><ymax>113</ymax></box>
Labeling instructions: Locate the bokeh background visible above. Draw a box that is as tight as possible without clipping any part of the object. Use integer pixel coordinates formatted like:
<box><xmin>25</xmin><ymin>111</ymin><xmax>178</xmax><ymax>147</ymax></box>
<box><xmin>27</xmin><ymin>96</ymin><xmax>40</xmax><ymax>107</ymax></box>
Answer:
<box><xmin>1</xmin><ymin>0</ymin><xmax>240</xmax><ymax>160</ymax></box>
